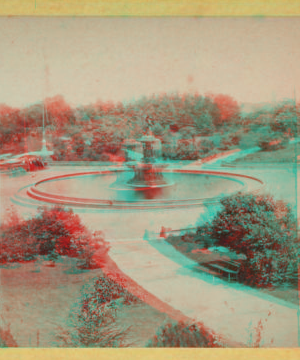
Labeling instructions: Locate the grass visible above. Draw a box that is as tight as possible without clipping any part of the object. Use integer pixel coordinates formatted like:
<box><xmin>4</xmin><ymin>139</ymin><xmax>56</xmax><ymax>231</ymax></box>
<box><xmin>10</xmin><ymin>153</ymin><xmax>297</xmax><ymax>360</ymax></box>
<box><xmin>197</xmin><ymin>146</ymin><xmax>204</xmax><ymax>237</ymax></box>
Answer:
<box><xmin>231</xmin><ymin>144</ymin><xmax>298</xmax><ymax>165</ymax></box>
<box><xmin>166</xmin><ymin>234</ymin><xmax>299</xmax><ymax>307</ymax></box>
<box><xmin>0</xmin><ymin>256</ymin><xmax>172</xmax><ymax>347</ymax></box>
<box><xmin>165</xmin><ymin>234</ymin><xmax>229</xmax><ymax>265</ymax></box>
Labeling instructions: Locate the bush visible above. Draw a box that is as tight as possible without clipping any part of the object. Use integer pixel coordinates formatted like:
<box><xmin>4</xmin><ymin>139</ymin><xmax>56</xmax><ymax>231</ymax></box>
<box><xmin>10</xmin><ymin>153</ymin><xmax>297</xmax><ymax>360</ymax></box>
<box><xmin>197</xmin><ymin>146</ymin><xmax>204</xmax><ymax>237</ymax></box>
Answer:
<box><xmin>195</xmin><ymin>224</ymin><xmax>218</xmax><ymax>248</ymax></box>
<box><xmin>219</xmin><ymin>134</ymin><xmax>240</xmax><ymax>150</ymax></box>
<box><xmin>181</xmin><ymin>233</ymin><xmax>196</xmax><ymax>243</ymax></box>
<box><xmin>199</xmin><ymin>139</ymin><xmax>214</xmax><ymax>154</ymax></box>
<box><xmin>29</xmin><ymin>206</ymin><xmax>86</xmax><ymax>256</ymax></box>
<box><xmin>99</xmin><ymin>153</ymin><xmax>111</xmax><ymax>162</ymax></box>
<box><xmin>0</xmin><ymin>206</ymin><xmax>109</xmax><ymax>268</ymax></box>
<box><xmin>91</xmin><ymin>276</ymin><xmax>141</xmax><ymax>306</ymax></box>
<box><xmin>162</xmin><ymin>140</ymin><xmax>199</xmax><ymax>160</ymax></box>
<box><xmin>199</xmin><ymin>193</ymin><xmax>298</xmax><ymax>287</ymax></box>
<box><xmin>72</xmin><ymin>230</ymin><xmax>110</xmax><ymax>269</ymax></box>
<box><xmin>257</xmin><ymin>133</ymin><xmax>289</xmax><ymax>151</ymax></box>
<box><xmin>271</xmin><ymin>105</ymin><xmax>297</xmax><ymax>136</ymax></box>
<box><xmin>147</xmin><ymin>321</ymin><xmax>217</xmax><ymax>347</ymax></box>
<box><xmin>176</xmin><ymin>140</ymin><xmax>199</xmax><ymax>160</ymax></box>
<box><xmin>56</xmin><ymin>276</ymin><xmax>133</xmax><ymax>347</ymax></box>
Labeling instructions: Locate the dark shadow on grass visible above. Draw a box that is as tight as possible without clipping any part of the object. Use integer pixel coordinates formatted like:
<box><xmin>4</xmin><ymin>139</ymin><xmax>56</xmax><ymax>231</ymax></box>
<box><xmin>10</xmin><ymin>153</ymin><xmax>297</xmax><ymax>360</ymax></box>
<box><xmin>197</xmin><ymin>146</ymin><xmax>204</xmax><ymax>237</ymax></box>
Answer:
<box><xmin>144</xmin><ymin>235</ymin><xmax>299</xmax><ymax>311</ymax></box>
<box><xmin>176</xmin><ymin>262</ymin><xmax>299</xmax><ymax>310</ymax></box>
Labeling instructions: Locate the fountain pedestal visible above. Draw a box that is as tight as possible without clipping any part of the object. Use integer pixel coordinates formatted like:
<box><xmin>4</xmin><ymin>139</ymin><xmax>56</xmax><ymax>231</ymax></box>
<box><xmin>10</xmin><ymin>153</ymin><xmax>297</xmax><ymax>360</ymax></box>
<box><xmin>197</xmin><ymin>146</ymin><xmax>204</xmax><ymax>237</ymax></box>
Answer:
<box><xmin>127</xmin><ymin>162</ymin><xmax>168</xmax><ymax>188</ymax></box>
<box><xmin>126</xmin><ymin>132</ymin><xmax>169</xmax><ymax>188</ymax></box>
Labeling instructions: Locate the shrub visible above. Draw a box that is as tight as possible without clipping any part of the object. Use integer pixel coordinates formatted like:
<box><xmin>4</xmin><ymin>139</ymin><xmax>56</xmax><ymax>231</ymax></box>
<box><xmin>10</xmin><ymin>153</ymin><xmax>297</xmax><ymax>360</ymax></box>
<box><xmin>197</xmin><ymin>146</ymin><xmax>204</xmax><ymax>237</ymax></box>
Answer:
<box><xmin>0</xmin><ymin>227</ymin><xmax>39</xmax><ymax>263</ymax></box>
<box><xmin>0</xmin><ymin>323</ymin><xmax>17</xmax><ymax>348</ymax></box>
<box><xmin>0</xmin><ymin>336</ymin><xmax>8</xmax><ymax>348</ymax></box>
<box><xmin>59</xmin><ymin>273</ymin><xmax>139</xmax><ymax>346</ymax></box>
<box><xmin>195</xmin><ymin>224</ymin><xmax>218</xmax><ymax>248</ymax></box>
<box><xmin>27</xmin><ymin>206</ymin><xmax>86</xmax><ymax>256</ymax></box>
<box><xmin>257</xmin><ymin>133</ymin><xmax>289</xmax><ymax>151</ymax></box>
<box><xmin>56</xmin><ymin>275</ymin><xmax>138</xmax><ymax>347</ymax></box>
<box><xmin>271</xmin><ymin>106</ymin><xmax>297</xmax><ymax>136</ymax></box>
<box><xmin>199</xmin><ymin>193</ymin><xmax>298</xmax><ymax>287</ymax></box>
<box><xmin>230</xmin><ymin>134</ymin><xmax>241</xmax><ymax>146</ymax></box>
<box><xmin>181</xmin><ymin>233</ymin><xmax>196</xmax><ymax>243</ymax></box>
<box><xmin>199</xmin><ymin>139</ymin><xmax>214</xmax><ymax>154</ymax></box>
<box><xmin>146</xmin><ymin>321</ymin><xmax>217</xmax><ymax>347</ymax></box>
<box><xmin>0</xmin><ymin>206</ymin><xmax>109</xmax><ymax>268</ymax></box>
<box><xmin>92</xmin><ymin>276</ymin><xmax>141</xmax><ymax>306</ymax></box>
<box><xmin>162</xmin><ymin>140</ymin><xmax>200</xmax><ymax>160</ymax></box>
<box><xmin>99</xmin><ymin>153</ymin><xmax>111</xmax><ymax>162</ymax></box>
<box><xmin>74</xmin><ymin>231</ymin><xmax>110</xmax><ymax>269</ymax></box>
<box><xmin>176</xmin><ymin>140</ymin><xmax>199</xmax><ymax>160</ymax></box>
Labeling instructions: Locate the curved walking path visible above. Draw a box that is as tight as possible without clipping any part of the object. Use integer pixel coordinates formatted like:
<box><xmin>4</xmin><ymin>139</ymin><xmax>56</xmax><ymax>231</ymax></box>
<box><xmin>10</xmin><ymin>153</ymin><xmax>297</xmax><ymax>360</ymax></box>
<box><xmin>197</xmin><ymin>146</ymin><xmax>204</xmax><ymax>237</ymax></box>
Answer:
<box><xmin>106</xmin><ymin>236</ymin><xmax>298</xmax><ymax>347</ymax></box>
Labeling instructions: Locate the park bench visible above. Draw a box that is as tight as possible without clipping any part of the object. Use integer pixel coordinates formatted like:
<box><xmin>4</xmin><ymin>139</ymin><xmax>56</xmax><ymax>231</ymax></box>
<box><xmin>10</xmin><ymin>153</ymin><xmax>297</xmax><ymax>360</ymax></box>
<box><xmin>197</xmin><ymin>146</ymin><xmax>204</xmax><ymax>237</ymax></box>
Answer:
<box><xmin>202</xmin><ymin>259</ymin><xmax>242</xmax><ymax>282</ymax></box>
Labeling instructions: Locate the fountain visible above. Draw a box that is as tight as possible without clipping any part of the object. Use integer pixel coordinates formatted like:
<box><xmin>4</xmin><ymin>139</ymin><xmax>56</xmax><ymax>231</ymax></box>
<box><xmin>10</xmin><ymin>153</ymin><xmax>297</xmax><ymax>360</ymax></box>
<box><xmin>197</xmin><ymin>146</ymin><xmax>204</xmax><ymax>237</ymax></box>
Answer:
<box><xmin>125</xmin><ymin>130</ymin><xmax>170</xmax><ymax>189</ymax></box>
<box><xmin>13</xmin><ymin>116</ymin><xmax>264</xmax><ymax>211</ymax></box>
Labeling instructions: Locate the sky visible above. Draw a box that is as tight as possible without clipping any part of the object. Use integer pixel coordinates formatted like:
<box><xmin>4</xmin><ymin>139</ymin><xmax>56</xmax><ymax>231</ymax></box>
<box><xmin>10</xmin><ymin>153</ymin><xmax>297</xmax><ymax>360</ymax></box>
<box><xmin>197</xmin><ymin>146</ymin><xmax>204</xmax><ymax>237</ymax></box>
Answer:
<box><xmin>0</xmin><ymin>17</ymin><xmax>299</xmax><ymax>108</ymax></box>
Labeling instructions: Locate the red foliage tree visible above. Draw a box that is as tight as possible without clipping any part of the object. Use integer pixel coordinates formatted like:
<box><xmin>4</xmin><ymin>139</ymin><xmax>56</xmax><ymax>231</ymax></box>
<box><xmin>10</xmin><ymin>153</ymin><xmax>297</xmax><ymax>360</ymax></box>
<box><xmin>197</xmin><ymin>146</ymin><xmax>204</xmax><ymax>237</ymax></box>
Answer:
<box><xmin>208</xmin><ymin>94</ymin><xmax>240</xmax><ymax>126</ymax></box>
<box><xmin>45</xmin><ymin>95</ymin><xmax>75</xmax><ymax>130</ymax></box>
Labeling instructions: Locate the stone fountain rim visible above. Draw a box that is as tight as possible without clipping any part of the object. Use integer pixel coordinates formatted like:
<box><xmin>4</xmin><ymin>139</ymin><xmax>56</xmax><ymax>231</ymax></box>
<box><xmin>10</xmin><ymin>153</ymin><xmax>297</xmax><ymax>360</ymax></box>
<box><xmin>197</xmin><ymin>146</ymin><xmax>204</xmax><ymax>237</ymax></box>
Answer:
<box><xmin>25</xmin><ymin>169</ymin><xmax>264</xmax><ymax>209</ymax></box>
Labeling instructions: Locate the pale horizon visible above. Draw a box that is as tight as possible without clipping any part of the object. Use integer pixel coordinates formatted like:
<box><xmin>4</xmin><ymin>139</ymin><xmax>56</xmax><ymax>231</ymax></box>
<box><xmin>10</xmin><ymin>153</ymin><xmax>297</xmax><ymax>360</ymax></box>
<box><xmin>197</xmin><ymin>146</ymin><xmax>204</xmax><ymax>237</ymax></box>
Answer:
<box><xmin>0</xmin><ymin>17</ymin><xmax>299</xmax><ymax>108</ymax></box>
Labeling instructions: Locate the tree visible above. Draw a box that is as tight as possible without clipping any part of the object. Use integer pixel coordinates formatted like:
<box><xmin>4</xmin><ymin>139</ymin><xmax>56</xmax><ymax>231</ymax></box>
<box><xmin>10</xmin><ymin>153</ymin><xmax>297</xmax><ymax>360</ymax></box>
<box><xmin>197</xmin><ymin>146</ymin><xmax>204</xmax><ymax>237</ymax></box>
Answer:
<box><xmin>72</xmin><ymin>133</ymin><xmax>85</xmax><ymax>158</ymax></box>
<box><xmin>208</xmin><ymin>94</ymin><xmax>240</xmax><ymax>127</ymax></box>
<box><xmin>176</xmin><ymin>139</ymin><xmax>198</xmax><ymax>160</ymax></box>
<box><xmin>198</xmin><ymin>193</ymin><xmax>298</xmax><ymax>287</ymax></box>
<box><xmin>179</xmin><ymin>126</ymin><xmax>196</xmax><ymax>140</ymax></box>
<box><xmin>194</xmin><ymin>111</ymin><xmax>214</xmax><ymax>135</ymax></box>
<box><xmin>52</xmin><ymin>138</ymin><xmax>70</xmax><ymax>161</ymax></box>
<box><xmin>91</xmin><ymin>130</ymin><xmax>109</xmax><ymax>155</ymax></box>
<box><xmin>271</xmin><ymin>104</ymin><xmax>297</xmax><ymax>136</ymax></box>
<box><xmin>45</xmin><ymin>95</ymin><xmax>75</xmax><ymax>130</ymax></box>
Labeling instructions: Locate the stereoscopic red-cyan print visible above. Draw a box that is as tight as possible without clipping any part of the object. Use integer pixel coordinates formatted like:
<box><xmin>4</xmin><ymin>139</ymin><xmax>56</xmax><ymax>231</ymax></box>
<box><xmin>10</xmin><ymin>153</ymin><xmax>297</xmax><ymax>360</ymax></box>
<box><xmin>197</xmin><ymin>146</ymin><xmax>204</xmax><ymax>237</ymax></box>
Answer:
<box><xmin>0</xmin><ymin>18</ymin><xmax>299</xmax><ymax>348</ymax></box>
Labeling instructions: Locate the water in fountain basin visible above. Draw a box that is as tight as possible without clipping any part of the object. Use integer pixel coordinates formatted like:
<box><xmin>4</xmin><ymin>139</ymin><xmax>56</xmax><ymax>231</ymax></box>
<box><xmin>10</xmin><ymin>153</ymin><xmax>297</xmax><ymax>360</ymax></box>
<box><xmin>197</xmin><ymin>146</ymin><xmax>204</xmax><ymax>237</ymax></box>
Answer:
<box><xmin>36</xmin><ymin>171</ymin><xmax>245</xmax><ymax>202</ymax></box>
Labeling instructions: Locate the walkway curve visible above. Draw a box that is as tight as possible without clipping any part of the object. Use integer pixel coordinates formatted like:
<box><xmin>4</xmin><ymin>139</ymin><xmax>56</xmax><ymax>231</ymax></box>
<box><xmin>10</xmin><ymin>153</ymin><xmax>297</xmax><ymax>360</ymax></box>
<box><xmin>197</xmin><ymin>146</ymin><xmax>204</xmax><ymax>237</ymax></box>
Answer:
<box><xmin>106</xmin><ymin>237</ymin><xmax>298</xmax><ymax>347</ymax></box>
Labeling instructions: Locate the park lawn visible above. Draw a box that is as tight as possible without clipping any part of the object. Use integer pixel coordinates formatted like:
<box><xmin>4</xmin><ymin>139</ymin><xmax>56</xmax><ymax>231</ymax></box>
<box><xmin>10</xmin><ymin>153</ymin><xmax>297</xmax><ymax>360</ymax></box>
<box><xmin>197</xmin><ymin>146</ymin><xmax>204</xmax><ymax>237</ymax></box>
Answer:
<box><xmin>232</xmin><ymin>144</ymin><xmax>298</xmax><ymax>165</ymax></box>
<box><xmin>165</xmin><ymin>235</ymin><xmax>225</xmax><ymax>264</ymax></box>
<box><xmin>166</xmin><ymin>235</ymin><xmax>299</xmax><ymax>307</ymax></box>
<box><xmin>0</xmin><ymin>256</ymin><xmax>171</xmax><ymax>347</ymax></box>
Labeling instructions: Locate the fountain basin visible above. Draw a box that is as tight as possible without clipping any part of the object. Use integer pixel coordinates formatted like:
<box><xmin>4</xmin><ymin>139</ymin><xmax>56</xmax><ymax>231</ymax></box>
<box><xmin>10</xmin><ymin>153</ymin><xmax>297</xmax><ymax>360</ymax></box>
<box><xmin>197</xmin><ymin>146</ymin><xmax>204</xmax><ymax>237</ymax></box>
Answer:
<box><xmin>25</xmin><ymin>169</ymin><xmax>264</xmax><ymax>210</ymax></box>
